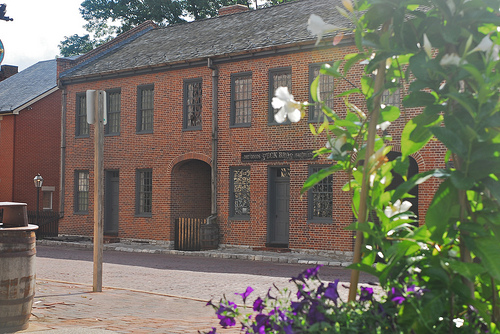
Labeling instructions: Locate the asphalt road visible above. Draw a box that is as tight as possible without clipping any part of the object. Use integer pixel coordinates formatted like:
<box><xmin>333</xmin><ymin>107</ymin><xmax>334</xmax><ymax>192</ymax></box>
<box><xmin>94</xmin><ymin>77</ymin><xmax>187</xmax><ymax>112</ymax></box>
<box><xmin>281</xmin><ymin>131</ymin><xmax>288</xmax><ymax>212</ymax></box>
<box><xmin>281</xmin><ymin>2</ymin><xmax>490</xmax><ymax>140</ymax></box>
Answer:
<box><xmin>35</xmin><ymin>245</ymin><xmax>378</xmax><ymax>303</ymax></box>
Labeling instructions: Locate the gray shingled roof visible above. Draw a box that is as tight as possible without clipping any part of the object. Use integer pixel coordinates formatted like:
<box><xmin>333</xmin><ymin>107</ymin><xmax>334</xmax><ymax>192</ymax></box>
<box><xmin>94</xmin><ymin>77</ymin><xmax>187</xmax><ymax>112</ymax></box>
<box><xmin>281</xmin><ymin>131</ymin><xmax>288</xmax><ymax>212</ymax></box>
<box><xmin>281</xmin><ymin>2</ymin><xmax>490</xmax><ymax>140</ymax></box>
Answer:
<box><xmin>0</xmin><ymin>59</ymin><xmax>57</xmax><ymax>114</ymax></box>
<box><xmin>60</xmin><ymin>0</ymin><xmax>351</xmax><ymax>80</ymax></box>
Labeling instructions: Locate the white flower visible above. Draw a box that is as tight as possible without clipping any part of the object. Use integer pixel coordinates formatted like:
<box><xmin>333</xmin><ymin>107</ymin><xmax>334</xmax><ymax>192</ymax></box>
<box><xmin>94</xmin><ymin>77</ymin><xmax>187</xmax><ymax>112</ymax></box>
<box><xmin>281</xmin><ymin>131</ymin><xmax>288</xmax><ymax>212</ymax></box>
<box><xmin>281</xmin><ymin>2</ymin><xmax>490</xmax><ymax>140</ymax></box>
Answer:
<box><xmin>473</xmin><ymin>35</ymin><xmax>494</xmax><ymax>52</ymax></box>
<box><xmin>440</xmin><ymin>53</ymin><xmax>463</xmax><ymax>66</ymax></box>
<box><xmin>472</xmin><ymin>35</ymin><xmax>500</xmax><ymax>62</ymax></box>
<box><xmin>423</xmin><ymin>33</ymin><xmax>432</xmax><ymax>57</ymax></box>
<box><xmin>326</xmin><ymin>134</ymin><xmax>347</xmax><ymax>158</ymax></box>
<box><xmin>272</xmin><ymin>86</ymin><xmax>302</xmax><ymax>123</ymax></box>
<box><xmin>369</xmin><ymin>174</ymin><xmax>386</xmax><ymax>187</ymax></box>
<box><xmin>453</xmin><ymin>318</ymin><xmax>465</xmax><ymax>328</ymax></box>
<box><xmin>384</xmin><ymin>200</ymin><xmax>412</xmax><ymax>220</ymax></box>
<box><xmin>376</xmin><ymin>121</ymin><xmax>391</xmax><ymax>131</ymax></box>
<box><xmin>307</xmin><ymin>14</ymin><xmax>341</xmax><ymax>46</ymax></box>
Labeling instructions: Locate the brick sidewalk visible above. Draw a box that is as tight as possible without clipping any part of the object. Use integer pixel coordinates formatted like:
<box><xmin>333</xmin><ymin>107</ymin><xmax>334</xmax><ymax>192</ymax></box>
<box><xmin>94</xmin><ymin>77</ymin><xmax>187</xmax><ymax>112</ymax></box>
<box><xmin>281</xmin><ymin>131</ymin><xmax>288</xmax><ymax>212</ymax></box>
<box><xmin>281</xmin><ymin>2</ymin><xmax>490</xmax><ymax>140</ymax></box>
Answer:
<box><xmin>20</xmin><ymin>280</ymin><xmax>235</xmax><ymax>334</ymax></box>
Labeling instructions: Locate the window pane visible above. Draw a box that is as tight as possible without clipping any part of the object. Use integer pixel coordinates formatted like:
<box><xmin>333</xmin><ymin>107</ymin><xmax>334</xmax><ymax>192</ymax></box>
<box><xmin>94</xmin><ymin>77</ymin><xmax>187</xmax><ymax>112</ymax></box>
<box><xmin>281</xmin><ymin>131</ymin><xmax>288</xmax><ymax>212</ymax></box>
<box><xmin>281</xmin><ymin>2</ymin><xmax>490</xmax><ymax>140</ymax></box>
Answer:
<box><xmin>42</xmin><ymin>191</ymin><xmax>52</xmax><ymax>210</ymax></box>
<box><xmin>310</xmin><ymin>66</ymin><xmax>334</xmax><ymax>121</ymax></box>
<box><xmin>232</xmin><ymin>168</ymin><xmax>250</xmax><ymax>216</ymax></box>
<box><xmin>77</xmin><ymin>95</ymin><xmax>89</xmax><ymax>136</ymax></box>
<box><xmin>186</xmin><ymin>81</ymin><xmax>202</xmax><ymax>128</ymax></box>
<box><xmin>138</xmin><ymin>170</ymin><xmax>152</xmax><ymax>214</ymax></box>
<box><xmin>139</xmin><ymin>87</ymin><xmax>154</xmax><ymax>132</ymax></box>
<box><xmin>233</xmin><ymin>76</ymin><xmax>252</xmax><ymax>124</ymax></box>
<box><xmin>76</xmin><ymin>171</ymin><xmax>89</xmax><ymax>212</ymax></box>
<box><xmin>107</xmin><ymin>91</ymin><xmax>121</xmax><ymax>134</ymax></box>
<box><xmin>310</xmin><ymin>167</ymin><xmax>333</xmax><ymax>218</ymax></box>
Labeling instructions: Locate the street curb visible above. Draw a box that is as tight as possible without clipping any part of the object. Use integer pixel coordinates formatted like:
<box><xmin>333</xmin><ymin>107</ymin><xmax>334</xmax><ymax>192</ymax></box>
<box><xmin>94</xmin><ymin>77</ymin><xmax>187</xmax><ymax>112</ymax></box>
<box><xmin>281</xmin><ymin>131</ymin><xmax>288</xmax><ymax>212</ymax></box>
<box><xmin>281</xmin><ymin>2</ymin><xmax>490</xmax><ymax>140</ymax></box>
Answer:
<box><xmin>37</xmin><ymin>239</ymin><xmax>352</xmax><ymax>267</ymax></box>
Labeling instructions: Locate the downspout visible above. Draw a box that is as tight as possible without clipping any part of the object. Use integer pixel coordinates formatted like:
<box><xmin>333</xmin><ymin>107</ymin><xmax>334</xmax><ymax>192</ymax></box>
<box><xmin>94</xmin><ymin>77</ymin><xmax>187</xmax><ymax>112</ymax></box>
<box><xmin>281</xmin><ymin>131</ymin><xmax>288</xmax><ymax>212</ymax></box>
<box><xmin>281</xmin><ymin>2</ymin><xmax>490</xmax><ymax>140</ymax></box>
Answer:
<box><xmin>208</xmin><ymin>58</ymin><xmax>218</xmax><ymax>221</ymax></box>
<box><xmin>11</xmin><ymin>116</ymin><xmax>16</xmax><ymax>200</ymax></box>
<box><xmin>59</xmin><ymin>86</ymin><xmax>67</xmax><ymax>218</ymax></box>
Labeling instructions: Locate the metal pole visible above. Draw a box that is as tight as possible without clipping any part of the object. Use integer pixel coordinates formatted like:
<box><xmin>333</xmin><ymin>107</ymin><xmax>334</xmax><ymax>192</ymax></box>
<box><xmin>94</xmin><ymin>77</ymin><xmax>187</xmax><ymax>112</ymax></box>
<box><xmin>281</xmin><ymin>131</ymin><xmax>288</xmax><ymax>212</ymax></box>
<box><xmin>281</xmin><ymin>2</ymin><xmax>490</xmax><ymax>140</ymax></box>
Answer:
<box><xmin>36</xmin><ymin>187</ymin><xmax>40</xmax><ymax>225</ymax></box>
<box><xmin>93</xmin><ymin>91</ymin><xmax>104</xmax><ymax>292</ymax></box>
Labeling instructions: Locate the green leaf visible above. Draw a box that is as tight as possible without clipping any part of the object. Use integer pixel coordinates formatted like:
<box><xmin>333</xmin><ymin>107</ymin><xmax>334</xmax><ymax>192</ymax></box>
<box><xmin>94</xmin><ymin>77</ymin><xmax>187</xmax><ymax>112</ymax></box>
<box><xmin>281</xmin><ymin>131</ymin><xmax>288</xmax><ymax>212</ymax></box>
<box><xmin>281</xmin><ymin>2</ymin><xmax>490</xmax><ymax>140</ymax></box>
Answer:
<box><xmin>484</xmin><ymin>177</ymin><xmax>500</xmax><ymax>203</ymax></box>
<box><xmin>403</xmin><ymin>91</ymin><xmax>436</xmax><ymax>108</ymax></box>
<box><xmin>320</xmin><ymin>61</ymin><xmax>343</xmax><ymax>78</ymax></box>
<box><xmin>391</xmin><ymin>169</ymin><xmax>441</xmax><ymax>202</ymax></box>
<box><xmin>468</xmin><ymin>236</ymin><xmax>500</xmax><ymax>281</ymax></box>
<box><xmin>450</xmin><ymin>170</ymin><xmax>475</xmax><ymax>190</ymax></box>
<box><xmin>401</xmin><ymin>113</ymin><xmax>442</xmax><ymax>158</ymax></box>
<box><xmin>447</xmin><ymin>259</ymin><xmax>486</xmax><ymax>281</ymax></box>
<box><xmin>301</xmin><ymin>164</ymin><xmax>342</xmax><ymax>194</ymax></box>
<box><xmin>380</xmin><ymin>105</ymin><xmax>400</xmax><ymax>122</ymax></box>
<box><xmin>310</xmin><ymin>75</ymin><xmax>320</xmax><ymax>102</ymax></box>
<box><xmin>426</xmin><ymin>179</ymin><xmax>460</xmax><ymax>242</ymax></box>
<box><xmin>430</xmin><ymin>126</ymin><xmax>467</xmax><ymax>158</ymax></box>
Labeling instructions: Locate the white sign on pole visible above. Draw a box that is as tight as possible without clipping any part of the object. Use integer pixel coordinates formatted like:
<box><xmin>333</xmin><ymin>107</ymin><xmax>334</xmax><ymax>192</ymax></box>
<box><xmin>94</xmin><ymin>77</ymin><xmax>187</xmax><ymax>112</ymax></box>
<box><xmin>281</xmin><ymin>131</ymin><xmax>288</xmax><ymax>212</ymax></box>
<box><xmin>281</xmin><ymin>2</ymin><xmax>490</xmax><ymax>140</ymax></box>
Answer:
<box><xmin>86</xmin><ymin>90</ymin><xmax>96</xmax><ymax>125</ymax></box>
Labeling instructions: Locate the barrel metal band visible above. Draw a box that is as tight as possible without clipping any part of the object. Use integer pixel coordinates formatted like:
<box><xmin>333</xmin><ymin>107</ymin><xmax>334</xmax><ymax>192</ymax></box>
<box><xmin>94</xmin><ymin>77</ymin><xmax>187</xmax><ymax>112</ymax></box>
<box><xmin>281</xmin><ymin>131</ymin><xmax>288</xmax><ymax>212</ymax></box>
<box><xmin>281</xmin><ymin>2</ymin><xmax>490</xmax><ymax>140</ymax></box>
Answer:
<box><xmin>0</xmin><ymin>249</ymin><xmax>36</xmax><ymax>257</ymax></box>
<box><xmin>0</xmin><ymin>294</ymin><xmax>34</xmax><ymax>305</ymax></box>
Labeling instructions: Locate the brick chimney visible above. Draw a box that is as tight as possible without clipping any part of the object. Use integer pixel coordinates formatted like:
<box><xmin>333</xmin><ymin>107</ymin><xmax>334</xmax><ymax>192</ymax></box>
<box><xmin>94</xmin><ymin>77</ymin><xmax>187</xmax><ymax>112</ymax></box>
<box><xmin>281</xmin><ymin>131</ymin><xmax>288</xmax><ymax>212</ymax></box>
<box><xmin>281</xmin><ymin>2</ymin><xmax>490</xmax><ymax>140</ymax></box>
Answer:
<box><xmin>0</xmin><ymin>65</ymin><xmax>18</xmax><ymax>82</ymax></box>
<box><xmin>219</xmin><ymin>4</ymin><xmax>249</xmax><ymax>16</ymax></box>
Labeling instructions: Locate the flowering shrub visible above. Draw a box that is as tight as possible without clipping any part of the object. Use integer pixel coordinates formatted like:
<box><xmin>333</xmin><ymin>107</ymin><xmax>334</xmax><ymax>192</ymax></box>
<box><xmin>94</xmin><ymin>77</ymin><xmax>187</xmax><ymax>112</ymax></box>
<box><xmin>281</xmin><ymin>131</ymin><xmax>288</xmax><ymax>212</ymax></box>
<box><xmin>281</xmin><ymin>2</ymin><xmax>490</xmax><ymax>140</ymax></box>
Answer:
<box><xmin>204</xmin><ymin>265</ymin><xmax>488</xmax><ymax>333</ymax></box>
<box><xmin>207</xmin><ymin>0</ymin><xmax>500</xmax><ymax>332</ymax></box>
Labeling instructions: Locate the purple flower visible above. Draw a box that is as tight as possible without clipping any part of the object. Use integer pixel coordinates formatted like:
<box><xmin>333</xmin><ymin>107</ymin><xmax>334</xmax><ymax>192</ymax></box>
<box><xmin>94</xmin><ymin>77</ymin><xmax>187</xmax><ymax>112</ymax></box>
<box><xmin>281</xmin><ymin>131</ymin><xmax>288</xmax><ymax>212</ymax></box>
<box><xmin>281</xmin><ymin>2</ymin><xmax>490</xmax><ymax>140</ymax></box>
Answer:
<box><xmin>206</xmin><ymin>327</ymin><xmax>217</xmax><ymax>334</ymax></box>
<box><xmin>236</xmin><ymin>286</ymin><xmax>254</xmax><ymax>303</ymax></box>
<box><xmin>324</xmin><ymin>280</ymin><xmax>340</xmax><ymax>304</ymax></box>
<box><xmin>291</xmin><ymin>301</ymin><xmax>304</xmax><ymax>313</ymax></box>
<box><xmin>253</xmin><ymin>297</ymin><xmax>265</xmax><ymax>312</ymax></box>
<box><xmin>307</xmin><ymin>301</ymin><xmax>326</xmax><ymax>324</ymax></box>
<box><xmin>390</xmin><ymin>287</ymin><xmax>405</xmax><ymax>304</ymax></box>
<box><xmin>291</xmin><ymin>265</ymin><xmax>323</xmax><ymax>283</ymax></box>
<box><xmin>359</xmin><ymin>286</ymin><xmax>374</xmax><ymax>302</ymax></box>
<box><xmin>252</xmin><ymin>314</ymin><xmax>270</xmax><ymax>334</ymax></box>
<box><xmin>218</xmin><ymin>314</ymin><xmax>236</xmax><ymax>328</ymax></box>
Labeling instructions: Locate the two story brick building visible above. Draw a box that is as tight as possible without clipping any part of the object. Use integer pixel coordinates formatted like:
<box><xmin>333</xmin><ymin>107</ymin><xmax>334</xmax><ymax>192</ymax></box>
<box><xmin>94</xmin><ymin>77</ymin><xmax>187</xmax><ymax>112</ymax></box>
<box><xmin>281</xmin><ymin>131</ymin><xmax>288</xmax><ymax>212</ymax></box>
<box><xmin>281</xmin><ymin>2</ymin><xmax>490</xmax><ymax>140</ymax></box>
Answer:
<box><xmin>57</xmin><ymin>0</ymin><xmax>444</xmax><ymax>256</ymax></box>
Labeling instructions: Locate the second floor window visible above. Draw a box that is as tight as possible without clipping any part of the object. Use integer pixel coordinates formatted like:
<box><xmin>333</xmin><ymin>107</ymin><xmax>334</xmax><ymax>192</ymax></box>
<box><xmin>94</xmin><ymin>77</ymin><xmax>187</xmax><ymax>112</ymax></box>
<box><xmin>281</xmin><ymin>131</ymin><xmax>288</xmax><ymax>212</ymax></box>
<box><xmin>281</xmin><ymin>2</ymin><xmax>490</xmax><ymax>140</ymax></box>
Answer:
<box><xmin>106</xmin><ymin>89</ymin><xmax>121</xmax><ymax>135</ymax></box>
<box><xmin>231</xmin><ymin>73</ymin><xmax>252</xmax><ymax>126</ymax></box>
<box><xmin>269</xmin><ymin>67</ymin><xmax>292</xmax><ymax>124</ymax></box>
<box><xmin>76</xmin><ymin>93</ymin><xmax>89</xmax><ymax>137</ymax></box>
<box><xmin>137</xmin><ymin>85</ymin><xmax>154</xmax><ymax>133</ymax></box>
<box><xmin>309</xmin><ymin>64</ymin><xmax>335</xmax><ymax>122</ymax></box>
<box><xmin>184</xmin><ymin>79</ymin><xmax>202</xmax><ymax>129</ymax></box>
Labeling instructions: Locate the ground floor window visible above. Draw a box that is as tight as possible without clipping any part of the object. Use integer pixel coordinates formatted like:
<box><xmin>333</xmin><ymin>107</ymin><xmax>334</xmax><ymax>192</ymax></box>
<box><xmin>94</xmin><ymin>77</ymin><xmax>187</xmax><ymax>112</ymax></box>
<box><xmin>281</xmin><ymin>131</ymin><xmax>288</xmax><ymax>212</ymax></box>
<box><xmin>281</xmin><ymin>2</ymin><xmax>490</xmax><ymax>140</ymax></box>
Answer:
<box><xmin>42</xmin><ymin>186</ymin><xmax>55</xmax><ymax>210</ymax></box>
<box><xmin>308</xmin><ymin>165</ymin><xmax>333</xmax><ymax>222</ymax></box>
<box><xmin>74</xmin><ymin>171</ymin><xmax>89</xmax><ymax>213</ymax></box>
<box><xmin>230</xmin><ymin>167</ymin><xmax>250</xmax><ymax>219</ymax></box>
<box><xmin>136</xmin><ymin>169</ymin><xmax>152</xmax><ymax>216</ymax></box>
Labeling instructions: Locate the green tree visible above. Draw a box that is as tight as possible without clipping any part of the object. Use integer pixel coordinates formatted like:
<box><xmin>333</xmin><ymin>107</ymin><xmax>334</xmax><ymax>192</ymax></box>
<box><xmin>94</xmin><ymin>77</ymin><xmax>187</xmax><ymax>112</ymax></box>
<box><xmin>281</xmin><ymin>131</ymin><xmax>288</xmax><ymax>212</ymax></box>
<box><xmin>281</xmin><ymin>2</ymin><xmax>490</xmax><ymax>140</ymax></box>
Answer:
<box><xmin>58</xmin><ymin>34</ymin><xmax>96</xmax><ymax>57</ymax></box>
<box><xmin>58</xmin><ymin>0</ymin><xmax>256</xmax><ymax>57</ymax></box>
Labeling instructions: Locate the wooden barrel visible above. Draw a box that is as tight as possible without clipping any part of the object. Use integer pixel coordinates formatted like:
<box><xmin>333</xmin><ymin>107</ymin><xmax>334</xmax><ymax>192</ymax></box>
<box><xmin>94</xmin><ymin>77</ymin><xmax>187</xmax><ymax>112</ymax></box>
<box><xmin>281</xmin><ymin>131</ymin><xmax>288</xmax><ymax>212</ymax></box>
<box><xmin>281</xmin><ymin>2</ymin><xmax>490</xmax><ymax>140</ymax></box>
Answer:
<box><xmin>0</xmin><ymin>225</ymin><xmax>38</xmax><ymax>332</ymax></box>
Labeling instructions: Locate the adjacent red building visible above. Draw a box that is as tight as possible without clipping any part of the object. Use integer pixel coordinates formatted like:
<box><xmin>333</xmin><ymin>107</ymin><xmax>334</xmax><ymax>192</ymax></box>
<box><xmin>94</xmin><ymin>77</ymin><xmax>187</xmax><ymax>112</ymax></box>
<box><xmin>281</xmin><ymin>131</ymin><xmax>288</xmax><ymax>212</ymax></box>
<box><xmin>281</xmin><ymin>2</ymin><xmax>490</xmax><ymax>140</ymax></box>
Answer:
<box><xmin>0</xmin><ymin>60</ymin><xmax>61</xmax><ymax>214</ymax></box>
<box><xmin>57</xmin><ymin>0</ymin><xmax>444</xmax><ymax>257</ymax></box>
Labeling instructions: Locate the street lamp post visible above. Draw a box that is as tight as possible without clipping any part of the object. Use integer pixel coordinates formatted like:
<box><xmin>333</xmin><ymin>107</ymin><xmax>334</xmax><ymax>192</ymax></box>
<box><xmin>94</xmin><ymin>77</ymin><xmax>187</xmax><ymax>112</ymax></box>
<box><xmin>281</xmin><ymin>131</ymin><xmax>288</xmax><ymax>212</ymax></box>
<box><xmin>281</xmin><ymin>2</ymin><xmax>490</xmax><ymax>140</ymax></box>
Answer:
<box><xmin>33</xmin><ymin>174</ymin><xmax>43</xmax><ymax>225</ymax></box>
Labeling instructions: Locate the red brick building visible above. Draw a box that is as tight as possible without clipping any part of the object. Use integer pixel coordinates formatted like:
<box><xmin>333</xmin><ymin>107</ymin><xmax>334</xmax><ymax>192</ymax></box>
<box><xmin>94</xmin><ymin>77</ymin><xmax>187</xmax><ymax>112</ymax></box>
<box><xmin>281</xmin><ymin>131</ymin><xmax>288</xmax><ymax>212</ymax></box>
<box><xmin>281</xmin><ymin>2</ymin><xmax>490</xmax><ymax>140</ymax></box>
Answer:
<box><xmin>0</xmin><ymin>60</ymin><xmax>61</xmax><ymax>213</ymax></box>
<box><xmin>57</xmin><ymin>0</ymin><xmax>444</xmax><ymax>256</ymax></box>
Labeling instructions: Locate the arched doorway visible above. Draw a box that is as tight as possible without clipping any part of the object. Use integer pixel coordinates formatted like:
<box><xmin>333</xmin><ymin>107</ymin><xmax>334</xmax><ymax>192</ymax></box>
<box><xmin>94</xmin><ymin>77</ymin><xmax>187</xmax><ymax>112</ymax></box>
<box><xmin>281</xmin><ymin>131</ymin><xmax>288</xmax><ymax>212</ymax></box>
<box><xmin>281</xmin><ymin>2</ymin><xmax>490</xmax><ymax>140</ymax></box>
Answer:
<box><xmin>170</xmin><ymin>159</ymin><xmax>212</xmax><ymax>220</ymax></box>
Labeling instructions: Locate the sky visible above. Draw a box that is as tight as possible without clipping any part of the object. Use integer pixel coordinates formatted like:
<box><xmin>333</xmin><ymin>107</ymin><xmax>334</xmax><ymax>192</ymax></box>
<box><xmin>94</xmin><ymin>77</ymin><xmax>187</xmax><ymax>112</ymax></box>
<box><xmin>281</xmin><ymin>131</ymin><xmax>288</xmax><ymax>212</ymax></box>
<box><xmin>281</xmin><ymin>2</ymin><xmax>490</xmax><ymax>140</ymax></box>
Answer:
<box><xmin>0</xmin><ymin>0</ymin><xmax>87</xmax><ymax>71</ymax></box>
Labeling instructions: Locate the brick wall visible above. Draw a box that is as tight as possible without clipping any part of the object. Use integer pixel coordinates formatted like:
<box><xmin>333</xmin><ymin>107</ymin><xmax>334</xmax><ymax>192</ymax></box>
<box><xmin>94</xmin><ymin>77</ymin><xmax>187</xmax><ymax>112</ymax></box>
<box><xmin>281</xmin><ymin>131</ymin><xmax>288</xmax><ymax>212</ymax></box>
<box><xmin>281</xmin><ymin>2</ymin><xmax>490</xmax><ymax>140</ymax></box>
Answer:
<box><xmin>59</xmin><ymin>44</ymin><xmax>445</xmax><ymax>252</ymax></box>
<box><xmin>0</xmin><ymin>90</ymin><xmax>61</xmax><ymax>212</ymax></box>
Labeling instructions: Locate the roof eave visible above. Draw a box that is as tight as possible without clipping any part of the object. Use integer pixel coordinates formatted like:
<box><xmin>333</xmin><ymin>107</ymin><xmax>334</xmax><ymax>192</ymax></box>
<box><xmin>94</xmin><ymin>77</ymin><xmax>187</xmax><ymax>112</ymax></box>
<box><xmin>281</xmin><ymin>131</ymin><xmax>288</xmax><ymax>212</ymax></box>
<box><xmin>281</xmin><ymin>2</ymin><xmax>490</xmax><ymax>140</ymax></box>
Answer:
<box><xmin>0</xmin><ymin>86</ymin><xmax>59</xmax><ymax>115</ymax></box>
